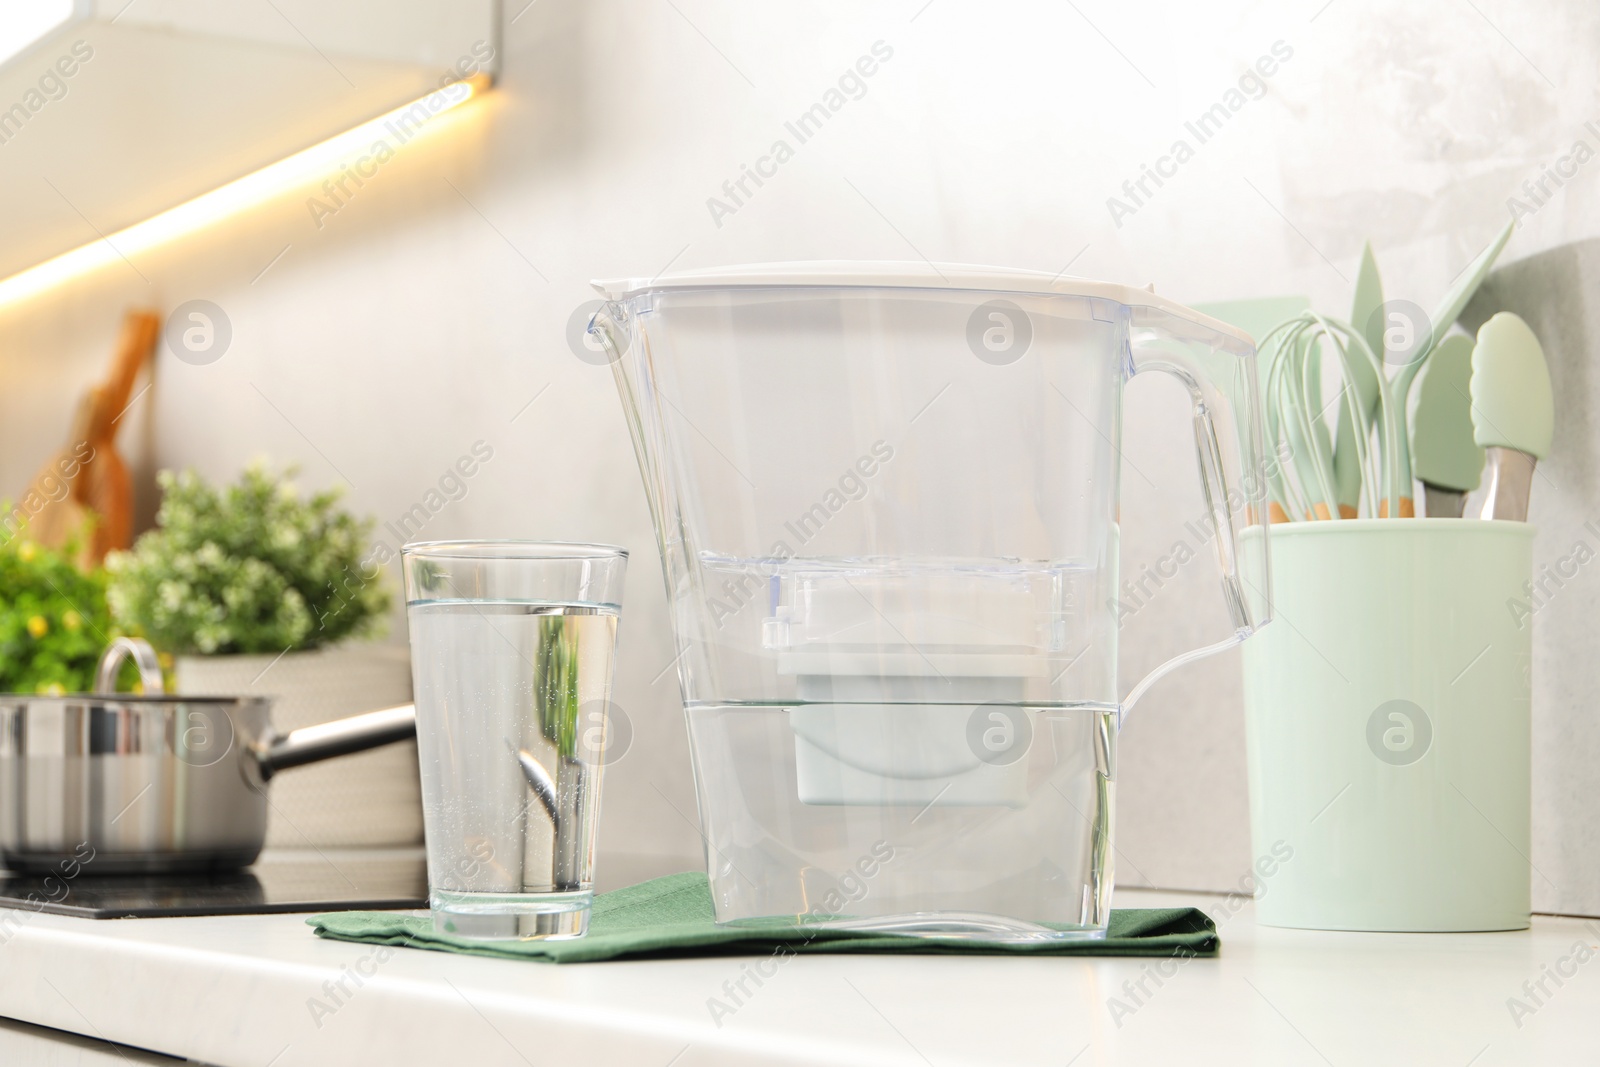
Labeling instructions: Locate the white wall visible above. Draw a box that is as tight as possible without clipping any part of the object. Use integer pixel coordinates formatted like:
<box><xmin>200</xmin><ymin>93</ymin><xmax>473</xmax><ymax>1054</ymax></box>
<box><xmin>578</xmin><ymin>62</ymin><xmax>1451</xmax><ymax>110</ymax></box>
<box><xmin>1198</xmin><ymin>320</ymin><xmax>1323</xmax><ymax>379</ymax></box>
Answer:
<box><xmin>3</xmin><ymin>0</ymin><xmax>1597</xmax><ymax>899</ymax></box>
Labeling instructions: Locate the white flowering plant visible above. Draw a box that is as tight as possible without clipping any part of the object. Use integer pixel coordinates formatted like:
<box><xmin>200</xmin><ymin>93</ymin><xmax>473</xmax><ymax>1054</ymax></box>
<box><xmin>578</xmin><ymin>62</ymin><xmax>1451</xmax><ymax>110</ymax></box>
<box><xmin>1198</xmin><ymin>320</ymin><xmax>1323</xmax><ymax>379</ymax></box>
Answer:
<box><xmin>106</xmin><ymin>464</ymin><xmax>390</xmax><ymax>655</ymax></box>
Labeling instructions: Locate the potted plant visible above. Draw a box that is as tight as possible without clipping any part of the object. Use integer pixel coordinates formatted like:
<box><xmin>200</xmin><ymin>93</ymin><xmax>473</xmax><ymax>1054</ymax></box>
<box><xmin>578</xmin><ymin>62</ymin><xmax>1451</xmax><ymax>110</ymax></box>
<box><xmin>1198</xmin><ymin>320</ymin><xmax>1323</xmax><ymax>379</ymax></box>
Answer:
<box><xmin>106</xmin><ymin>463</ymin><xmax>421</xmax><ymax>848</ymax></box>
<box><xmin>0</xmin><ymin>530</ymin><xmax>119</xmax><ymax>695</ymax></box>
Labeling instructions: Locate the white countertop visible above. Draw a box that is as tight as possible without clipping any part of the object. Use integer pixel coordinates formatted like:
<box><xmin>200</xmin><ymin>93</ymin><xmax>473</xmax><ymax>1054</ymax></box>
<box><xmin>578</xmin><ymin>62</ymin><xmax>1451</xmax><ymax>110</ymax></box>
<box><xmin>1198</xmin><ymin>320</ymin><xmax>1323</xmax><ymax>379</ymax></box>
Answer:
<box><xmin>0</xmin><ymin>886</ymin><xmax>1596</xmax><ymax>1067</ymax></box>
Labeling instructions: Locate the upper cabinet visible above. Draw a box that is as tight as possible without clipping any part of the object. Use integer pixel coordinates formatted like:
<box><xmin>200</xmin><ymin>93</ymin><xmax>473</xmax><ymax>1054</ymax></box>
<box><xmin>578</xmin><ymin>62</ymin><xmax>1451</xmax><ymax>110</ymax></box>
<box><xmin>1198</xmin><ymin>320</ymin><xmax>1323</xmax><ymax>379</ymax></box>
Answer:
<box><xmin>0</xmin><ymin>0</ymin><xmax>497</xmax><ymax>282</ymax></box>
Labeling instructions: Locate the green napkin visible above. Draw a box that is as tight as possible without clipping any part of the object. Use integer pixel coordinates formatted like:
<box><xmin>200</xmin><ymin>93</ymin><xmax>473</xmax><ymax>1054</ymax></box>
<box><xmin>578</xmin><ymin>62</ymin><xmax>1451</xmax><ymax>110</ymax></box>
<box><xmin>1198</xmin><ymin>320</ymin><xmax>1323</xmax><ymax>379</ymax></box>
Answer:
<box><xmin>309</xmin><ymin>872</ymin><xmax>1217</xmax><ymax>963</ymax></box>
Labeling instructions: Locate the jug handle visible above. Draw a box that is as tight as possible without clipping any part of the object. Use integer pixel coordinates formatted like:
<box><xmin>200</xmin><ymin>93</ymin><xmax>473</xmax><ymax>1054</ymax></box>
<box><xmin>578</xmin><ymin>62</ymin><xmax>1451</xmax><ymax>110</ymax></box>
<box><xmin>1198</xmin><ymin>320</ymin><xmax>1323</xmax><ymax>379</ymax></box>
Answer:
<box><xmin>1119</xmin><ymin>304</ymin><xmax>1274</xmax><ymax>722</ymax></box>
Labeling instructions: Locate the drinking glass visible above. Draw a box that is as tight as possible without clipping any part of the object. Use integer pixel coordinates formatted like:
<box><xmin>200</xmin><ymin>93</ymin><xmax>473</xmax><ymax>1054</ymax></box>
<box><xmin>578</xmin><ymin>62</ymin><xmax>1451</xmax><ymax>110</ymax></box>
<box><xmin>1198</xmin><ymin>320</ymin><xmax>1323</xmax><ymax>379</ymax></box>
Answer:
<box><xmin>402</xmin><ymin>541</ymin><xmax>627</xmax><ymax>940</ymax></box>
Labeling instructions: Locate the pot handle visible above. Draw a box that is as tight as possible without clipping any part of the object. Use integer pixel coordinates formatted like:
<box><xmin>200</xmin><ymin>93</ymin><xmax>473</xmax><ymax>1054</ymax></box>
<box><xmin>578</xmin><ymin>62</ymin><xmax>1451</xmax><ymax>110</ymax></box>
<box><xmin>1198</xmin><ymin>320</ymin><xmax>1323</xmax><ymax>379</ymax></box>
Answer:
<box><xmin>94</xmin><ymin>637</ymin><xmax>166</xmax><ymax>695</ymax></box>
<box><xmin>254</xmin><ymin>705</ymin><xmax>416</xmax><ymax>780</ymax></box>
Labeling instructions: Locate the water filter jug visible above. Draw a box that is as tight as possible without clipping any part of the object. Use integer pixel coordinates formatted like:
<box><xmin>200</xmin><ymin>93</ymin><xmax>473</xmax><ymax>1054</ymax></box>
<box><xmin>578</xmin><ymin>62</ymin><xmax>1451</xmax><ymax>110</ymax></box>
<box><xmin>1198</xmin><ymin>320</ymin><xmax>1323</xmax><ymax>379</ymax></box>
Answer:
<box><xmin>592</xmin><ymin>263</ymin><xmax>1272</xmax><ymax>939</ymax></box>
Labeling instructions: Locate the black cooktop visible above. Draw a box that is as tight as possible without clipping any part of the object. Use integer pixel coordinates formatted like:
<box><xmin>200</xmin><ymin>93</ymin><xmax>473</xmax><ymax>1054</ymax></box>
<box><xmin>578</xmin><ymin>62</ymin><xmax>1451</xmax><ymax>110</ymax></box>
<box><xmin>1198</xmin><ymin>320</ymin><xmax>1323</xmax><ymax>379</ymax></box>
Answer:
<box><xmin>0</xmin><ymin>849</ymin><xmax>428</xmax><ymax>919</ymax></box>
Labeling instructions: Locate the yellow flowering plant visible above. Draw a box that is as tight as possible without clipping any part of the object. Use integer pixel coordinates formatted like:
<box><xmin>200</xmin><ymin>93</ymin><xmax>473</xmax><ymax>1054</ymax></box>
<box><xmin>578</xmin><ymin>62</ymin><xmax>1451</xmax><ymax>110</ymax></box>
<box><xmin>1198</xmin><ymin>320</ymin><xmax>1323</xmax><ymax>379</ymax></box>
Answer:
<box><xmin>0</xmin><ymin>529</ymin><xmax>119</xmax><ymax>694</ymax></box>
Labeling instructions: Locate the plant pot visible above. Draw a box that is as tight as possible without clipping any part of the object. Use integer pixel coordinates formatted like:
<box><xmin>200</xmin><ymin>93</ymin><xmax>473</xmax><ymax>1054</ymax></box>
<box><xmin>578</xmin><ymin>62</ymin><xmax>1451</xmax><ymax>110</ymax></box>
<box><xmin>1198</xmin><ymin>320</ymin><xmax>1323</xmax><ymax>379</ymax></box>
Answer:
<box><xmin>174</xmin><ymin>644</ymin><xmax>422</xmax><ymax>849</ymax></box>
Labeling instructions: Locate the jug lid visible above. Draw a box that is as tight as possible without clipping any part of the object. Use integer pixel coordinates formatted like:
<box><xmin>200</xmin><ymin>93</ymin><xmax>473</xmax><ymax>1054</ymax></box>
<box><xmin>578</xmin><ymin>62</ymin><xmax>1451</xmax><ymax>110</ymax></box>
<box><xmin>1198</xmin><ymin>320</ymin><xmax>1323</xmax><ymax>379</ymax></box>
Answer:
<box><xmin>591</xmin><ymin>261</ymin><xmax>1252</xmax><ymax>346</ymax></box>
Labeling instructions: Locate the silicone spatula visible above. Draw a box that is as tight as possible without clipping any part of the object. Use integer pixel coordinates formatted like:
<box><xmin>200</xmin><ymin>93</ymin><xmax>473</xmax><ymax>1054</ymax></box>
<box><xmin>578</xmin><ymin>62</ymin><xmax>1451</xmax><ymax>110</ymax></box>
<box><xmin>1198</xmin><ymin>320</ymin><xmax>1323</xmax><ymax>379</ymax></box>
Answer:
<box><xmin>1471</xmin><ymin>312</ymin><xmax>1553</xmax><ymax>522</ymax></box>
<box><xmin>1334</xmin><ymin>244</ymin><xmax>1385</xmax><ymax>515</ymax></box>
<box><xmin>1409</xmin><ymin>334</ymin><xmax>1484</xmax><ymax>517</ymax></box>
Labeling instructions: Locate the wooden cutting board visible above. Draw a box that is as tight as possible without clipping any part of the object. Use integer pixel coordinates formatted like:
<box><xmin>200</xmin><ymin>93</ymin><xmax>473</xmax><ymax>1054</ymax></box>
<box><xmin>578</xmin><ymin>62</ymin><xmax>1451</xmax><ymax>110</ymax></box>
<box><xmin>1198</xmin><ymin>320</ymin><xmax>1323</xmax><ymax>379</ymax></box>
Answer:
<box><xmin>24</xmin><ymin>310</ymin><xmax>161</xmax><ymax>566</ymax></box>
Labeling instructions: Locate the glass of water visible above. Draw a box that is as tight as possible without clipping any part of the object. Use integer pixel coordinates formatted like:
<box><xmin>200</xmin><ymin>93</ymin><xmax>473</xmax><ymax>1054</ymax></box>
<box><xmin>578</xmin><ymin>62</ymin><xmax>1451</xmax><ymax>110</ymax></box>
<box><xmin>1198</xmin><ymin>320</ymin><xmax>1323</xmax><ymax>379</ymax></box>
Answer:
<box><xmin>402</xmin><ymin>541</ymin><xmax>627</xmax><ymax>940</ymax></box>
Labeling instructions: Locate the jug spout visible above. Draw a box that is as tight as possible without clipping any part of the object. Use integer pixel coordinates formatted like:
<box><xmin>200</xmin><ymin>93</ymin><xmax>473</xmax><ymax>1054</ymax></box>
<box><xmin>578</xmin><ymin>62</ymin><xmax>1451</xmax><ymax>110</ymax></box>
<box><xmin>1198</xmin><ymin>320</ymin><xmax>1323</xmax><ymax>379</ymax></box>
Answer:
<box><xmin>583</xmin><ymin>299</ymin><xmax>630</xmax><ymax>364</ymax></box>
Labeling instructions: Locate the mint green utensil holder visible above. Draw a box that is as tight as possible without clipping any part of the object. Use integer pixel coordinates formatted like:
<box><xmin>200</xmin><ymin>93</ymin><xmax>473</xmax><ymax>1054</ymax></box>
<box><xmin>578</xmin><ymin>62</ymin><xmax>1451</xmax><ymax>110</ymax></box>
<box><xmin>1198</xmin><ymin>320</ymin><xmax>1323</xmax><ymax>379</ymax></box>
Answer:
<box><xmin>1241</xmin><ymin>519</ymin><xmax>1533</xmax><ymax>932</ymax></box>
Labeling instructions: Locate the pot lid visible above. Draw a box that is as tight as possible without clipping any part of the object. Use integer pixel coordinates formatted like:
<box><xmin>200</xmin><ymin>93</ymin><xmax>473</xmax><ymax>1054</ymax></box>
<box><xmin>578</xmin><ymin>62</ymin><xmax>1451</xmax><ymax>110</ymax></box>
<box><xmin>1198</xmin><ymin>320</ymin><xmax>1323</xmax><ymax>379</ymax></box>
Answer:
<box><xmin>591</xmin><ymin>261</ymin><xmax>1251</xmax><ymax>346</ymax></box>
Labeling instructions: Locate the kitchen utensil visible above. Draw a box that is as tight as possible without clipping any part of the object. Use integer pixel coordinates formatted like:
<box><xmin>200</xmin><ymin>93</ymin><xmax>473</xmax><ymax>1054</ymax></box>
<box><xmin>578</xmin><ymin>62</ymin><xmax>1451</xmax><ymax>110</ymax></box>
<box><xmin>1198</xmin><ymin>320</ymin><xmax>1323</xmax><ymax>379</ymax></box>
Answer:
<box><xmin>591</xmin><ymin>261</ymin><xmax>1273</xmax><ymax>940</ymax></box>
<box><xmin>1352</xmin><ymin>243</ymin><xmax>1388</xmax><ymax>371</ymax></box>
<box><xmin>403</xmin><ymin>541</ymin><xmax>628</xmax><ymax>941</ymax></box>
<box><xmin>1385</xmin><ymin>221</ymin><xmax>1516</xmax><ymax>514</ymax></box>
<box><xmin>1259</xmin><ymin>221</ymin><xmax>1515</xmax><ymax>520</ymax></box>
<box><xmin>1472</xmin><ymin>312</ymin><xmax>1553</xmax><ymax>522</ymax></box>
<box><xmin>1242</xmin><ymin>519</ymin><xmax>1532</xmax><ymax>931</ymax></box>
<box><xmin>0</xmin><ymin>638</ymin><xmax>416</xmax><ymax>875</ymax></box>
<box><xmin>1288</xmin><ymin>331</ymin><xmax>1337</xmax><ymax>518</ymax></box>
<box><xmin>1197</xmin><ymin>297</ymin><xmax>1311</xmax><ymax>523</ymax></box>
<box><xmin>1410</xmin><ymin>334</ymin><xmax>1484</xmax><ymax>517</ymax></box>
<box><xmin>1261</xmin><ymin>313</ymin><xmax>1391</xmax><ymax>520</ymax></box>
<box><xmin>1337</xmin><ymin>243</ymin><xmax>1386</xmax><ymax>516</ymax></box>
<box><xmin>1420</xmin><ymin>220</ymin><xmax>1517</xmax><ymax>377</ymax></box>
<box><xmin>24</xmin><ymin>311</ymin><xmax>160</xmax><ymax>565</ymax></box>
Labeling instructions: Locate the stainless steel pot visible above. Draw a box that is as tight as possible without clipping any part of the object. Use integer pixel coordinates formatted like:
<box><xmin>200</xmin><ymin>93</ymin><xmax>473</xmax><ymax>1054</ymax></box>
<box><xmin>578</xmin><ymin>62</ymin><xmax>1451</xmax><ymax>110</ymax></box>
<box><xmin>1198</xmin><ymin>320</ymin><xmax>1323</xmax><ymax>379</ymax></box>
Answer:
<box><xmin>0</xmin><ymin>638</ymin><xmax>416</xmax><ymax>875</ymax></box>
